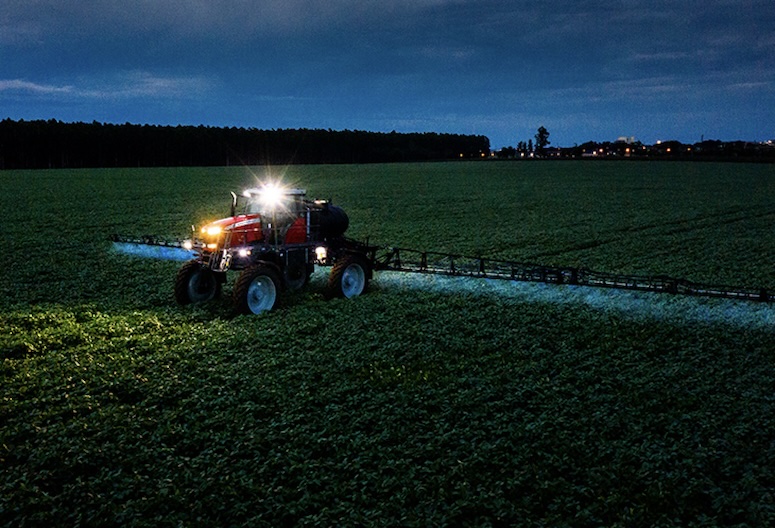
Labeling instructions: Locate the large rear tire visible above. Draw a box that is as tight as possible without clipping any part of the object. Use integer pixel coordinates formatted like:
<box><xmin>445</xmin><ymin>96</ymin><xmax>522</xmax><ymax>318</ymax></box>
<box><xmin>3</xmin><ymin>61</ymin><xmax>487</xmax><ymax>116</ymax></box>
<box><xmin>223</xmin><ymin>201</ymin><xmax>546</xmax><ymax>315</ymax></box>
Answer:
<box><xmin>326</xmin><ymin>254</ymin><xmax>370</xmax><ymax>299</ymax></box>
<box><xmin>233</xmin><ymin>264</ymin><xmax>281</xmax><ymax>314</ymax></box>
<box><xmin>175</xmin><ymin>261</ymin><xmax>220</xmax><ymax>305</ymax></box>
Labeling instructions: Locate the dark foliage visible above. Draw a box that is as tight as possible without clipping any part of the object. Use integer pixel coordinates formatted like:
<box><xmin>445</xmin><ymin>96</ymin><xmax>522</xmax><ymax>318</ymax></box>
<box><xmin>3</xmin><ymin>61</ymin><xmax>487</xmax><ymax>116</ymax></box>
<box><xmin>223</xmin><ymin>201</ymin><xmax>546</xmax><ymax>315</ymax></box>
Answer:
<box><xmin>496</xmin><ymin>137</ymin><xmax>775</xmax><ymax>162</ymax></box>
<box><xmin>2</xmin><ymin>164</ymin><xmax>774</xmax><ymax>526</ymax></box>
<box><xmin>554</xmin><ymin>139</ymin><xmax>775</xmax><ymax>162</ymax></box>
<box><xmin>0</xmin><ymin>119</ymin><xmax>490</xmax><ymax>169</ymax></box>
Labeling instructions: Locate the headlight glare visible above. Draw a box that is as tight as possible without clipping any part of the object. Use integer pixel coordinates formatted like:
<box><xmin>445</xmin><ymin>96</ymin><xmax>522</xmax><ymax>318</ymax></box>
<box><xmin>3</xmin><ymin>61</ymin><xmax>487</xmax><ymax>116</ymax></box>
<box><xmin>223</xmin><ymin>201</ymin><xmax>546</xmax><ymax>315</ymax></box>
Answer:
<box><xmin>203</xmin><ymin>225</ymin><xmax>223</xmax><ymax>237</ymax></box>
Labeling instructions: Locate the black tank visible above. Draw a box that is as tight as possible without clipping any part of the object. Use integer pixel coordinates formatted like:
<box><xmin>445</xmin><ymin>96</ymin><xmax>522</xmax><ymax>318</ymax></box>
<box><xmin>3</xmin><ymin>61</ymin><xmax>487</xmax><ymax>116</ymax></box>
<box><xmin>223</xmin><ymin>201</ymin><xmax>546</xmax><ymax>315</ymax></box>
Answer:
<box><xmin>311</xmin><ymin>203</ymin><xmax>349</xmax><ymax>238</ymax></box>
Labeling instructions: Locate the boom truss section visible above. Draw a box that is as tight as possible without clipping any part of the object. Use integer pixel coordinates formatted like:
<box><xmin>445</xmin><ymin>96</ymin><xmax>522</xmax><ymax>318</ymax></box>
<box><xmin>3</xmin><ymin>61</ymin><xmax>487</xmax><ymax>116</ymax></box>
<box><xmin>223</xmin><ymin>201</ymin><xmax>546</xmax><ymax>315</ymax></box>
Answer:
<box><xmin>375</xmin><ymin>247</ymin><xmax>772</xmax><ymax>303</ymax></box>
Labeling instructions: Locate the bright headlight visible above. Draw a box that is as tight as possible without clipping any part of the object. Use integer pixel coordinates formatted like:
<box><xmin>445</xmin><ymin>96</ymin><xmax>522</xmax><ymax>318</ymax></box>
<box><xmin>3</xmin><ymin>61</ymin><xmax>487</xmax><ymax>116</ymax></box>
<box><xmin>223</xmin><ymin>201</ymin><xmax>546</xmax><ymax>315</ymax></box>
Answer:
<box><xmin>202</xmin><ymin>225</ymin><xmax>223</xmax><ymax>237</ymax></box>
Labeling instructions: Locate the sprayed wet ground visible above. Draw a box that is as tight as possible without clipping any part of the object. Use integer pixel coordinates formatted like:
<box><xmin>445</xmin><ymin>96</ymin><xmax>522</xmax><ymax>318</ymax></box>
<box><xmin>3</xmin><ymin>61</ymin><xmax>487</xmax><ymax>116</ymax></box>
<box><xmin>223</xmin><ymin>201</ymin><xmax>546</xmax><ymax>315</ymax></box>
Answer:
<box><xmin>361</xmin><ymin>270</ymin><xmax>775</xmax><ymax>330</ymax></box>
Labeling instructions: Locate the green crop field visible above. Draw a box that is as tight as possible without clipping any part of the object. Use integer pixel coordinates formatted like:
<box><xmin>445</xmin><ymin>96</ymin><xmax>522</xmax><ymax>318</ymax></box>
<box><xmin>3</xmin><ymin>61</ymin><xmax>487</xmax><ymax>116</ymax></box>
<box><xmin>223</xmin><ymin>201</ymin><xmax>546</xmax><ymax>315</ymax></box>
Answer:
<box><xmin>2</xmin><ymin>161</ymin><xmax>774</xmax><ymax>526</ymax></box>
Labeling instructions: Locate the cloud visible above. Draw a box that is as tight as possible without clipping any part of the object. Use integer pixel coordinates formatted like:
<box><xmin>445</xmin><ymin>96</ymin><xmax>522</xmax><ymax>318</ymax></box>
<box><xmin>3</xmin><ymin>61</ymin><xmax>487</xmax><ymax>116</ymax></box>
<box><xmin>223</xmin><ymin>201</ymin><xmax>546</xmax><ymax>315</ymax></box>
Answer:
<box><xmin>0</xmin><ymin>79</ymin><xmax>74</xmax><ymax>95</ymax></box>
<box><xmin>0</xmin><ymin>0</ymin><xmax>466</xmax><ymax>42</ymax></box>
<box><xmin>725</xmin><ymin>81</ymin><xmax>772</xmax><ymax>92</ymax></box>
<box><xmin>0</xmin><ymin>21</ymin><xmax>42</xmax><ymax>45</ymax></box>
<box><xmin>3</xmin><ymin>0</ymin><xmax>773</xmax><ymax>147</ymax></box>
<box><xmin>104</xmin><ymin>71</ymin><xmax>213</xmax><ymax>98</ymax></box>
<box><xmin>418</xmin><ymin>44</ymin><xmax>476</xmax><ymax>62</ymax></box>
<box><xmin>0</xmin><ymin>72</ymin><xmax>212</xmax><ymax>100</ymax></box>
<box><xmin>630</xmin><ymin>52</ymin><xmax>692</xmax><ymax>62</ymax></box>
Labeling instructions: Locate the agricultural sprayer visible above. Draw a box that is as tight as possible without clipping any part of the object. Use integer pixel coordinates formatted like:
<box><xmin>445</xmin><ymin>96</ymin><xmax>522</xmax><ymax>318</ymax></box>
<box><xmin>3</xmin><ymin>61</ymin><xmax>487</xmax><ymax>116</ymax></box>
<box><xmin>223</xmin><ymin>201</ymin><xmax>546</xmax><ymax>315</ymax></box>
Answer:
<box><xmin>111</xmin><ymin>183</ymin><xmax>773</xmax><ymax>314</ymax></box>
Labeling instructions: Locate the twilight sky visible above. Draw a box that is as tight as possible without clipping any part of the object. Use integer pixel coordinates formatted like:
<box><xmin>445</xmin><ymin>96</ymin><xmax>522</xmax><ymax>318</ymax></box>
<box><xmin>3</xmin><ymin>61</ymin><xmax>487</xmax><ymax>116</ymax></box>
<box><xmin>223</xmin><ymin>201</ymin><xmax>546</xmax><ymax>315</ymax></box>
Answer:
<box><xmin>2</xmin><ymin>0</ymin><xmax>773</xmax><ymax>149</ymax></box>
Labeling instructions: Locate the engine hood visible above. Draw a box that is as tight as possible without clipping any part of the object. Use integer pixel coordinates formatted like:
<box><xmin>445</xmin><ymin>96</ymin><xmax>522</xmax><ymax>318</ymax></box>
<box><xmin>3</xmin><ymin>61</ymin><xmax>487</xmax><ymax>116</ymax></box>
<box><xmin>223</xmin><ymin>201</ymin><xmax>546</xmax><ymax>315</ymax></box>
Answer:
<box><xmin>202</xmin><ymin>214</ymin><xmax>262</xmax><ymax>234</ymax></box>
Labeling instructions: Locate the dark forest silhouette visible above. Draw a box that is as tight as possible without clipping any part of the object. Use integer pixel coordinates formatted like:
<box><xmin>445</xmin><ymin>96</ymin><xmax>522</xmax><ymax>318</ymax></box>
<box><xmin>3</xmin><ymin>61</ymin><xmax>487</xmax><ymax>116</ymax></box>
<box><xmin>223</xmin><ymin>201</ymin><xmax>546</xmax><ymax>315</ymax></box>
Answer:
<box><xmin>0</xmin><ymin>119</ymin><xmax>491</xmax><ymax>169</ymax></box>
<box><xmin>2</xmin><ymin>118</ymin><xmax>772</xmax><ymax>169</ymax></box>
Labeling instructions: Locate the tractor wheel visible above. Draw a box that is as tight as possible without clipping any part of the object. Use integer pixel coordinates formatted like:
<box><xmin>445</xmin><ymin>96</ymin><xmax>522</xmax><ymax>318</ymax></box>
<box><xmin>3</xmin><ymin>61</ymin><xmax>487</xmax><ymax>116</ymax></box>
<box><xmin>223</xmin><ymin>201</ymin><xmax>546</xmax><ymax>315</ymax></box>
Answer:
<box><xmin>283</xmin><ymin>263</ymin><xmax>310</xmax><ymax>291</ymax></box>
<box><xmin>327</xmin><ymin>254</ymin><xmax>370</xmax><ymax>299</ymax></box>
<box><xmin>233</xmin><ymin>264</ymin><xmax>281</xmax><ymax>315</ymax></box>
<box><xmin>175</xmin><ymin>260</ymin><xmax>220</xmax><ymax>305</ymax></box>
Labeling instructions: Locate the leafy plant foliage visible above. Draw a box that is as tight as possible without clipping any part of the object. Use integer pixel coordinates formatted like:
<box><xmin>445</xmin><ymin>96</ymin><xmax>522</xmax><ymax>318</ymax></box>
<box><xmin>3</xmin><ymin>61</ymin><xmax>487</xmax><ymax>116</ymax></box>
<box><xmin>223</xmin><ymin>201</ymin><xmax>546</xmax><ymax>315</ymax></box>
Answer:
<box><xmin>1</xmin><ymin>162</ymin><xmax>774</xmax><ymax>526</ymax></box>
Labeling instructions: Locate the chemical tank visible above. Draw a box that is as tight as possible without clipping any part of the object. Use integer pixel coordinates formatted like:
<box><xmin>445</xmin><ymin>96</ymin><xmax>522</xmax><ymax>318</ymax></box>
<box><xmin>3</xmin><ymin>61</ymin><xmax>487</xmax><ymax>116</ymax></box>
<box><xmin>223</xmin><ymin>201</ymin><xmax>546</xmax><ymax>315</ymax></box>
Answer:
<box><xmin>310</xmin><ymin>202</ymin><xmax>349</xmax><ymax>238</ymax></box>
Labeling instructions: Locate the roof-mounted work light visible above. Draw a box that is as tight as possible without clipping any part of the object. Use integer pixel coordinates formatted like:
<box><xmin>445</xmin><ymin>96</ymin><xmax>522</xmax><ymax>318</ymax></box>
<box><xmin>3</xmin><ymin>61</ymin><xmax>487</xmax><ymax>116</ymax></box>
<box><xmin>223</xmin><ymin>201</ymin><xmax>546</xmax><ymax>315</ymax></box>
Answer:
<box><xmin>258</xmin><ymin>183</ymin><xmax>284</xmax><ymax>211</ymax></box>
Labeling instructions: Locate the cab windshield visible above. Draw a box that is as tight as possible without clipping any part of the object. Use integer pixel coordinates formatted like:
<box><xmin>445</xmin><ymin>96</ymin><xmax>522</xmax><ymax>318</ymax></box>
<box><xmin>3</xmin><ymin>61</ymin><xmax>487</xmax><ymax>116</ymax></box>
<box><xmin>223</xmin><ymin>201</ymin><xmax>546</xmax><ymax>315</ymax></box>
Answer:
<box><xmin>241</xmin><ymin>193</ymin><xmax>304</xmax><ymax>216</ymax></box>
<box><xmin>244</xmin><ymin>198</ymin><xmax>265</xmax><ymax>215</ymax></box>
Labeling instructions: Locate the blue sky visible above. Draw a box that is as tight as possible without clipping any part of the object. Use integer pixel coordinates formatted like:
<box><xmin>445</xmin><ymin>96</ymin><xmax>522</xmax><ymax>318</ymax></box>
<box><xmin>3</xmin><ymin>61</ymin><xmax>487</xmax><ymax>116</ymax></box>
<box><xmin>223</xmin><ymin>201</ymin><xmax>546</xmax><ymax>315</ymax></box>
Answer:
<box><xmin>2</xmin><ymin>0</ymin><xmax>773</xmax><ymax>149</ymax></box>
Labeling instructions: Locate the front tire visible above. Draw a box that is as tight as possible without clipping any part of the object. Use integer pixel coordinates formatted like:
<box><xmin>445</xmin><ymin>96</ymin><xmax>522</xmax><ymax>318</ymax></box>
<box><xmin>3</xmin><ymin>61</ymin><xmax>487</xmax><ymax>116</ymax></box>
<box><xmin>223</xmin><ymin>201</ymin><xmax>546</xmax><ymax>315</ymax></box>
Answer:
<box><xmin>175</xmin><ymin>261</ymin><xmax>220</xmax><ymax>305</ymax></box>
<box><xmin>327</xmin><ymin>254</ymin><xmax>370</xmax><ymax>299</ymax></box>
<box><xmin>233</xmin><ymin>264</ymin><xmax>281</xmax><ymax>314</ymax></box>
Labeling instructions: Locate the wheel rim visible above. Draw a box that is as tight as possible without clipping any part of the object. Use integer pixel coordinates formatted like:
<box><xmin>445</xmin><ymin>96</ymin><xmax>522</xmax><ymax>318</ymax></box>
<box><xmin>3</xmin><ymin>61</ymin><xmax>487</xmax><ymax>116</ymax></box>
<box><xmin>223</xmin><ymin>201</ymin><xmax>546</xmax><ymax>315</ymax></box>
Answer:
<box><xmin>341</xmin><ymin>263</ymin><xmax>365</xmax><ymax>298</ymax></box>
<box><xmin>188</xmin><ymin>270</ymin><xmax>216</xmax><ymax>302</ymax></box>
<box><xmin>246</xmin><ymin>275</ymin><xmax>277</xmax><ymax>313</ymax></box>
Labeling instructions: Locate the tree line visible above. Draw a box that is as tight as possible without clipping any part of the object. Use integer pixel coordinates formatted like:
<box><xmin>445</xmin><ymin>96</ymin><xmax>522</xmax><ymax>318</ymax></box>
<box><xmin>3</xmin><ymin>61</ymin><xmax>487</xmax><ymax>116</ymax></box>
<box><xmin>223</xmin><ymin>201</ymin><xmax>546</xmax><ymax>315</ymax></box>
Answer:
<box><xmin>495</xmin><ymin>138</ymin><xmax>775</xmax><ymax>162</ymax></box>
<box><xmin>0</xmin><ymin>119</ymin><xmax>491</xmax><ymax>169</ymax></box>
<box><xmin>495</xmin><ymin>126</ymin><xmax>775</xmax><ymax>162</ymax></box>
<box><xmin>498</xmin><ymin>126</ymin><xmax>551</xmax><ymax>158</ymax></box>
